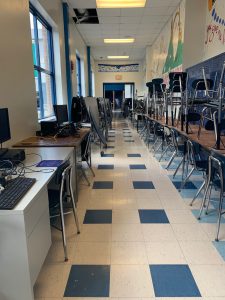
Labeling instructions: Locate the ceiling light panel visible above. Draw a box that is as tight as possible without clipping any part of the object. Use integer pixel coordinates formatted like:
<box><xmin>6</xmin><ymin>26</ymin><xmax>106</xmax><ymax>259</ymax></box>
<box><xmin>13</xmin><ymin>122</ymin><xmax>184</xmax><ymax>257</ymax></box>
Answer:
<box><xmin>104</xmin><ymin>38</ymin><xmax>135</xmax><ymax>43</ymax></box>
<box><xmin>107</xmin><ymin>56</ymin><xmax>129</xmax><ymax>59</ymax></box>
<box><xmin>96</xmin><ymin>0</ymin><xmax>146</xmax><ymax>8</ymax></box>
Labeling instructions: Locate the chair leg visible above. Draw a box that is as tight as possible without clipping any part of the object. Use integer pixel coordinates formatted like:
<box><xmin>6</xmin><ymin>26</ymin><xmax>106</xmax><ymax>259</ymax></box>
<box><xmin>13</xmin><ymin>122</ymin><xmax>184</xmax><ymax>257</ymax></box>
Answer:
<box><xmin>215</xmin><ymin>191</ymin><xmax>224</xmax><ymax>242</ymax></box>
<box><xmin>205</xmin><ymin>184</ymin><xmax>213</xmax><ymax>215</ymax></box>
<box><xmin>190</xmin><ymin>181</ymin><xmax>205</xmax><ymax>206</ymax></box>
<box><xmin>159</xmin><ymin>145</ymin><xmax>169</xmax><ymax>161</ymax></box>
<box><xmin>179</xmin><ymin>167</ymin><xmax>194</xmax><ymax>191</ymax></box>
<box><xmin>166</xmin><ymin>151</ymin><xmax>176</xmax><ymax>169</ymax></box>
<box><xmin>59</xmin><ymin>203</ymin><xmax>68</xmax><ymax>262</ymax></box>
<box><xmin>69</xmin><ymin>183</ymin><xmax>80</xmax><ymax>235</ymax></box>
<box><xmin>82</xmin><ymin>168</ymin><xmax>90</xmax><ymax>186</ymax></box>
<box><xmin>85</xmin><ymin>159</ymin><xmax>95</xmax><ymax>177</ymax></box>
<box><xmin>153</xmin><ymin>141</ymin><xmax>162</xmax><ymax>156</ymax></box>
<box><xmin>173</xmin><ymin>157</ymin><xmax>184</xmax><ymax>178</ymax></box>
<box><xmin>198</xmin><ymin>182</ymin><xmax>211</xmax><ymax>220</ymax></box>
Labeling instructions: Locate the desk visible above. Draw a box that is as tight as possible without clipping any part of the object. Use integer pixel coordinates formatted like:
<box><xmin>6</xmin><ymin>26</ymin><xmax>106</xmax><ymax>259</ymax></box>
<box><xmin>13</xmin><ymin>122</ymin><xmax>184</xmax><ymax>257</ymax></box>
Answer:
<box><xmin>14</xmin><ymin>128</ymin><xmax>91</xmax><ymax>201</ymax></box>
<box><xmin>0</xmin><ymin>147</ymin><xmax>74</xmax><ymax>300</ymax></box>
<box><xmin>13</xmin><ymin>128</ymin><xmax>90</xmax><ymax>148</ymax></box>
<box><xmin>145</xmin><ymin>115</ymin><xmax>225</xmax><ymax>154</ymax></box>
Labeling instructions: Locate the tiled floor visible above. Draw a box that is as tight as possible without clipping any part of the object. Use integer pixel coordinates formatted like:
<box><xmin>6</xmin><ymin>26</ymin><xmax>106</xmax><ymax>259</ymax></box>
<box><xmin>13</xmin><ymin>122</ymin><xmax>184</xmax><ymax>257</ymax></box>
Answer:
<box><xmin>34</xmin><ymin>115</ymin><xmax>225</xmax><ymax>299</ymax></box>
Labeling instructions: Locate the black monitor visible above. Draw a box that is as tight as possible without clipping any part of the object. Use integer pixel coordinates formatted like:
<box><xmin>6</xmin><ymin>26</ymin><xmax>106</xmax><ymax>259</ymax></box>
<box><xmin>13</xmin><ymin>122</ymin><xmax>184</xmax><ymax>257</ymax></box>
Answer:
<box><xmin>71</xmin><ymin>97</ymin><xmax>82</xmax><ymax>123</ymax></box>
<box><xmin>53</xmin><ymin>105</ymin><xmax>69</xmax><ymax>125</ymax></box>
<box><xmin>0</xmin><ymin>108</ymin><xmax>11</xmax><ymax>145</ymax></box>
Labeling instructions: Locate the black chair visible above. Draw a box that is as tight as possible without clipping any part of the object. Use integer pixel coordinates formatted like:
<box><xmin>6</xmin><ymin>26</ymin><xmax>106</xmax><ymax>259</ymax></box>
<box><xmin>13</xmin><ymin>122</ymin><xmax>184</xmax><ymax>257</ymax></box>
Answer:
<box><xmin>198</xmin><ymin>151</ymin><xmax>225</xmax><ymax>241</ymax></box>
<box><xmin>48</xmin><ymin>160</ymin><xmax>80</xmax><ymax>261</ymax></box>
<box><xmin>179</xmin><ymin>140</ymin><xmax>208</xmax><ymax>192</ymax></box>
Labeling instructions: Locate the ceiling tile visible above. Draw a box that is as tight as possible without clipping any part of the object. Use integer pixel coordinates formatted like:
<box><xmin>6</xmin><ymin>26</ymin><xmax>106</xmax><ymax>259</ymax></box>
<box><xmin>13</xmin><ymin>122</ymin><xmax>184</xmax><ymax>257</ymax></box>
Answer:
<box><xmin>97</xmin><ymin>8</ymin><xmax>121</xmax><ymax>16</ymax></box>
<box><xmin>99</xmin><ymin>16</ymin><xmax>120</xmax><ymax>24</ymax></box>
<box><xmin>69</xmin><ymin>0</ymin><xmax>97</xmax><ymax>9</ymax></box>
<box><xmin>120</xmin><ymin>16</ymin><xmax>142</xmax><ymax>24</ymax></box>
<box><xmin>120</xmin><ymin>8</ymin><xmax>144</xmax><ymax>16</ymax></box>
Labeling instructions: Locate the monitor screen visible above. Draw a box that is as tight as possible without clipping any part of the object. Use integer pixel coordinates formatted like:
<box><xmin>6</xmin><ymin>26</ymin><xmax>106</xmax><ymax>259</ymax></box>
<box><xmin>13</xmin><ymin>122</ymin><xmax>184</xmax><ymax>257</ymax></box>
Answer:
<box><xmin>0</xmin><ymin>108</ymin><xmax>11</xmax><ymax>144</ymax></box>
<box><xmin>53</xmin><ymin>105</ymin><xmax>69</xmax><ymax>125</ymax></box>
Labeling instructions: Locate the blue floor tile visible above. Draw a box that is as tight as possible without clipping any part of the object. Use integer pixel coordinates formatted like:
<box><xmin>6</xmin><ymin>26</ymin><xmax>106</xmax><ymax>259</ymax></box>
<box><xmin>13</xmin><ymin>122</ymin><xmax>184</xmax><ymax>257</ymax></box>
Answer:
<box><xmin>192</xmin><ymin>209</ymin><xmax>225</xmax><ymax>223</ymax></box>
<box><xmin>127</xmin><ymin>153</ymin><xmax>141</xmax><ymax>157</ymax></box>
<box><xmin>98</xmin><ymin>164</ymin><xmax>114</xmax><ymax>170</ymax></box>
<box><xmin>107</xmin><ymin>146</ymin><xmax>115</xmax><ymax>149</ymax></box>
<box><xmin>150</xmin><ymin>265</ymin><xmax>201</xmax><ymax>297</ymax></box>
<box><xmin>124</xmin><ymin>140</ymin><xmax>135</xmax><ymax>142</ymax></box>
<box><xmin>93</xmin><ymin>181</ymin><xmax>113</xmax><ymax>189</ymax></box>
<box><xmin>173</xmin><ymin>181</ymin><xmax>197</xmax><ymax>190</ymax></box>
<box><xmin>133</xmin><ymin>181</ymin><xmax>155</xmax><ymax>189</ymax></box>
<box><xmin>101</xmin><ymin>154</ymin><xmax>114</xmax><ymax>157</ymax></box>
<box><xmin>64</xmin><ymin>265</ymin><xmax>110</xmax><ymax>297</ymax></box>
<box><xmin>213</xmin><ymin>241</ymin><xmax>225</xmax><ymax>260</ymax></box>
<box><xmin>129</xmin><ymin>164</ymin><xmax>147</xmax><ymax>170</ymax></box>
<box><xmin>108</xmin><ymin>140</ymin><xmax>115</xmax><ymax>143</ymax></box>
<box><xmin>139</xmin><ymin>209</ymin><xmax>169</xmax><ymax>223</ymax></box>
<box><xmin>83</xmin><ymin>210</ymin><xmax>112</xmax><ymax>224</ymax></box>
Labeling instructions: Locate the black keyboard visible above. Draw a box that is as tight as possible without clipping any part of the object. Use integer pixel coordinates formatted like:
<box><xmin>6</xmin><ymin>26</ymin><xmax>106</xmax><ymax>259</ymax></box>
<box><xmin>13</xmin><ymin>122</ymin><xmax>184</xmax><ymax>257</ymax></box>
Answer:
<box><xmin>0</xmin><ymin>177</ymin><xmax>36</xmax><ymax>210</ymax></box>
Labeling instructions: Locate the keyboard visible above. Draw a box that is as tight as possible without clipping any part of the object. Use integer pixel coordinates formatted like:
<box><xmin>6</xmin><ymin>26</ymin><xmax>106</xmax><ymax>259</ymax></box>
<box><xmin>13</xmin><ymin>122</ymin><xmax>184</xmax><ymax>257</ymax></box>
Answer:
<box><xmin>0</xmin><ymin>177</ymin><xmax>36</xmax><ymax>210</ymax></box>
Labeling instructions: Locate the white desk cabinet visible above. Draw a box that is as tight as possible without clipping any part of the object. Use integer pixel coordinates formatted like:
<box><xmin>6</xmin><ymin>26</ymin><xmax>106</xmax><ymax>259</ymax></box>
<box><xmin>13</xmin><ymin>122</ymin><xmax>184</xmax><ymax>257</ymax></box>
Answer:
<box><xmin>0</xmin><ymin>147</ymin><xmax>74</xmax><ymax>300</ymax></box>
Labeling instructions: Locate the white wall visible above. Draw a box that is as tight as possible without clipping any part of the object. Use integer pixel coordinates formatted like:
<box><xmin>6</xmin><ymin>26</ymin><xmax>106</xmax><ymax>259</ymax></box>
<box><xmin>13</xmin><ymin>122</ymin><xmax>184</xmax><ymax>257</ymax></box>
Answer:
<box><xmin>203</xmin><ymin>0</ymin><xmax>225</xmax><ymax>61</ymax></box>
<box><xmin>94</xmin><ymin>60</ymin><xmax>146</xmax><ymax>97</ymax></box>
<box><xmin>182</xmin><ymin>0</ymin><xmax>207</xmax><ymax>69</ymax></box>
<box><xmin>0</xmin><ymin>0</ymin><xmax>38</xmax><ymax>146</ymax></box>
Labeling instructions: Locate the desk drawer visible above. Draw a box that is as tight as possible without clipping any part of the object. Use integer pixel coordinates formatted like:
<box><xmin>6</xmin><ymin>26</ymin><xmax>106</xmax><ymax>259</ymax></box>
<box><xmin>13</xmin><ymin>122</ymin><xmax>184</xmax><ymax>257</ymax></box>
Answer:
<box><xmin>24</xmin><ymin>187</ymin><xmax>49</xmax><ymax>237</ymax></box>
<box><xmin>27</xmin><ymin>210</ymin><xmax>51</xmax><ymax>286</ymax></box>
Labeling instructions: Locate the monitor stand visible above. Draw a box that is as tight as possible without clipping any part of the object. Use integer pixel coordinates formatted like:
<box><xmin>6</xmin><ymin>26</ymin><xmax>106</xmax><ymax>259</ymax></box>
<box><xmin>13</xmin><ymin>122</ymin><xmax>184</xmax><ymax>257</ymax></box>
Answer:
<box><xmin>0</xmin><ymin>148</ymin><xmax>8</xmax><ymax>158</ymax></box>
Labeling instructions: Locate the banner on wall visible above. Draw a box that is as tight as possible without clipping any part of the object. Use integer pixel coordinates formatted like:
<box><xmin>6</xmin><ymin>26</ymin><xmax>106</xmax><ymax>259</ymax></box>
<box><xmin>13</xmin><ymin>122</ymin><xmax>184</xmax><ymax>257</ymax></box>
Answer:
<box><xmin>147</xmin><ymin>0</ymin><xmax>185</xmax><ymax>81</ymax></box>
<box><xmin>204</xmin><ymin>0</ymin><xmax>225</xmax><ymax>59</ymax></box>
<box><xmin>98</xmin><ymin>64</ymin><xmax>139</xmax><ymax>72</ymax></box>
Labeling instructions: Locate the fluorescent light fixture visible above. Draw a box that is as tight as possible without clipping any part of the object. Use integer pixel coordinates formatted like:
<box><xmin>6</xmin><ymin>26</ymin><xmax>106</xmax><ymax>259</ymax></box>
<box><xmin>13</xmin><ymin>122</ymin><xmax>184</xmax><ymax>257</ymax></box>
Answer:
<box><xmin>104</xmin><ymin>38</ymin><xmax>135</xmax><ymax>43</ymax></box>
<box><xmin>107</xmin><ymin>56</ymin><xmax>129</xmax><ymax>59</ymax></box>
<box><xmin>97</xmin><ymin>0</ymin><xmax>146</xmax><ymax>8</ymax></box>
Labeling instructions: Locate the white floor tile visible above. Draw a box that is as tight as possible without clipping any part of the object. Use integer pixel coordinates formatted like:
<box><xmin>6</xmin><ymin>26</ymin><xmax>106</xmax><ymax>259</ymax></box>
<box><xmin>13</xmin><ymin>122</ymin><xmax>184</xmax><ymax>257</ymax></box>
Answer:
<box><xmin>111</xmin><ymin>241</ymin><xmax>148</xmax><ymax>264</ymax></box>
<box><xmin>142</xmin><ymin>224</ymin><xmax>177</xmax><ymax>242</ymax></box>
<box><xmin>146</xmin><ymin>241</ymin><xmax>186</xmax><ymax>264</ymax></box>
<box><xmin>190</xmin><ymin>265</ymin><xmax>225</xmax><ymax>297</ymax></box>
<box><xmin>179</xmin><ymin>241</ymin><xmax>224</xmax><ymax>265</ymax></box>
<box><xmin>110</xmin><ymin>265</ymin><xmax>154</xmax><ymax>298</ymax></box>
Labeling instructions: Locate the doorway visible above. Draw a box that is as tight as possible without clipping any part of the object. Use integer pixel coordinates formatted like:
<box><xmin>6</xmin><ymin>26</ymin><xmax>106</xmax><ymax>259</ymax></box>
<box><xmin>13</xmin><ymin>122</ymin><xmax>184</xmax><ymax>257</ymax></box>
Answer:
<box><xmin>103</xmin><ymin>83</ymin><xmax>135</xmax><ymax>111</ymax></box>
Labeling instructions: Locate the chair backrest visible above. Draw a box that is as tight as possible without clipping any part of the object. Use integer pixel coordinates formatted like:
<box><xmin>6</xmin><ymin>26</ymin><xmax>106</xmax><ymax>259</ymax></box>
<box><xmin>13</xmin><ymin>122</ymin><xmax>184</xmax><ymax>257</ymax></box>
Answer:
<box><xmin>169</xmin><ymin>72</ymin><xmax>187</xmax><ymax>92</ymax></box>
<box><xmin>152</xmin><ymin>78</ymin><xmax>164</xmax><ymax>94</ymax></box>
<box><xmin>54</xmin><ymin>160</ymin><xmax>71</xmax><ymax>185</ymax></box>
<box><xmin>208</xmin><ymin>151</ymin><xmax>225</xmax><ymax>189</ymax></box>
<box><xmin>192</xmin><ymin>79</ymin><xmax>214</xmax><ymax>91</ymax></box>
<box><xmin>186</xmin><ymin>140</ymin><xmax>198</xmax><ymax>168</ymax></box>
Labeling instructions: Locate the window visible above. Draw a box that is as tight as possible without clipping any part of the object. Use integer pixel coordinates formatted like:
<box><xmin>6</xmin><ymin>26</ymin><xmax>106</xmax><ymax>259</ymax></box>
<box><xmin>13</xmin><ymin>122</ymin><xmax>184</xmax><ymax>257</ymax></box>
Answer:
<box><xmin>76</xmin><ymin>55</ymin><xmax>82</xmax><ymax>96</ymax></box>
<box><xmin>29</xmin><ymin>5</ymin><xmax>56</xmax><ymax>119</ymax></box>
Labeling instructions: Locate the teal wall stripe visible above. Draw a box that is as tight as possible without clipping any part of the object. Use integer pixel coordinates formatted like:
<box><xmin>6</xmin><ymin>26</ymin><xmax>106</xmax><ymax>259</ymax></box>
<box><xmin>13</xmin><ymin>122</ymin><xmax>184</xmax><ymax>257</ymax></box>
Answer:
<box><xmin>63</xmin><ymin>3</ymin><xmax>72</xmax><ymax>117</ymax></box>
<box><xmin>87</xmin><ymin>46</ymin><xmax>93</xmax><ymax>96</ymax></box>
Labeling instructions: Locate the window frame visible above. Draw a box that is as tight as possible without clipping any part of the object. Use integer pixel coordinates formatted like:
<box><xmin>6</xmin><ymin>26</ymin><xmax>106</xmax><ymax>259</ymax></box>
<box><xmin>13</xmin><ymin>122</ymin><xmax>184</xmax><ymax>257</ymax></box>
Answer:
<box><xmin>30</xmin><ymin>4</ymin><xmax>56</xmax><ymax>120</ymax></box>
<box><xmin>76</xmin><ymin>55</ymin><xmax>82</xmax><ymax>97</ymax></box>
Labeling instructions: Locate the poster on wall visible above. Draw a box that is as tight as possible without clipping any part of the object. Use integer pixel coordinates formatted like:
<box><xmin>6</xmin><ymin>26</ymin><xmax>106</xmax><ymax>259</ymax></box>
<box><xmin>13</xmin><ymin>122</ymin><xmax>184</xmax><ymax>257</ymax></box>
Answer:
<box><xmin>204</xmin><ymin>0</ymin><xmax>225</xmax><ymax>60</ymax></box>
<box><xmin>98</xmin><ymin>64</ymin><xmax>139</xmax><ymax>72</ymax></box>
<box><xmin>148</xmin><ymin>0</ymin><xmax>185</xmax><ymax>81</ymax></box>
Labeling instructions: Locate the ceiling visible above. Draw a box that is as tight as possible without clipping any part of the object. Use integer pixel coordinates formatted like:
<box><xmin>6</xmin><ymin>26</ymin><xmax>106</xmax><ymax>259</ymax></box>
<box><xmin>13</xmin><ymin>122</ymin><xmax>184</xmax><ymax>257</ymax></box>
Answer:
<box><xmin>68</xmin><ymin>0</ymin><xmax>182</xmax><ymax>61</ymax></box>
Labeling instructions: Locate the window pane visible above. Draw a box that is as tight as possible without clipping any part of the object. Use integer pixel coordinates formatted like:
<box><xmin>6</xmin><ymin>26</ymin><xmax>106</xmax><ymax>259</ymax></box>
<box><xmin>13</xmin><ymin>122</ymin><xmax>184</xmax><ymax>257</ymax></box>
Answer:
<box><xmin>41</xmin><ymin>73</ymin><xmax>54</xmax><ymax>118</ymax></box>
<box><xmin>35</xmin><ymin>75</ymin><xmax>41</xmax><ymax>119</ymax></box>
<box><xmin>29</xmin><ymin>12</ymin><xmax>38</xmax><ymax>70</ymax></box>
<box><xmin>37</xmin><ymin>20</ymin><xmax>51</xmax><ymax>71</ymax></box>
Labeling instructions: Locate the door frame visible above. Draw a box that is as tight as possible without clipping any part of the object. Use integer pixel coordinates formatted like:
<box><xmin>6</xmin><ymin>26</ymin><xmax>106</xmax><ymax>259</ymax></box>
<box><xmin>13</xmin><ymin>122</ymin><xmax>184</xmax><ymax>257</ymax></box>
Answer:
<box><xmin>103</xmin><ymin>82</ymin><xmax>135</xmax><ymax>111</ymax></box>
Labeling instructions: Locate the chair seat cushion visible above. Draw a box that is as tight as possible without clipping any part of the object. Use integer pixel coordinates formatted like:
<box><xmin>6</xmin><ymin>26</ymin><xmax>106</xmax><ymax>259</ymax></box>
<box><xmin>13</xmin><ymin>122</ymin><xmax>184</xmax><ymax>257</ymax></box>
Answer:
<box><xmin>196</xmin><ymin>160</ymin><xmax>208</xmax><ymax>170</ymax></box>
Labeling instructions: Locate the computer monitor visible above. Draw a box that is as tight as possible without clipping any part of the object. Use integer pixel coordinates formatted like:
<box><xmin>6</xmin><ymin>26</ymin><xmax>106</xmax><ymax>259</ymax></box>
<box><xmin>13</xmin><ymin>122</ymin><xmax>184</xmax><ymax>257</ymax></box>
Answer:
<box><xmin>71</xmin><ymin>97</ymin><xmax>82</xmax><ymax>123</ymax></box>
<box><xmin>53</xmin><ymin>105</ymin><xmax>69</xmax><ymax>125</ymax></box>
<box><xmin>0</xmin><ymin>108</ymin><xmax>11</xmax><ymax>145</ymax></box>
